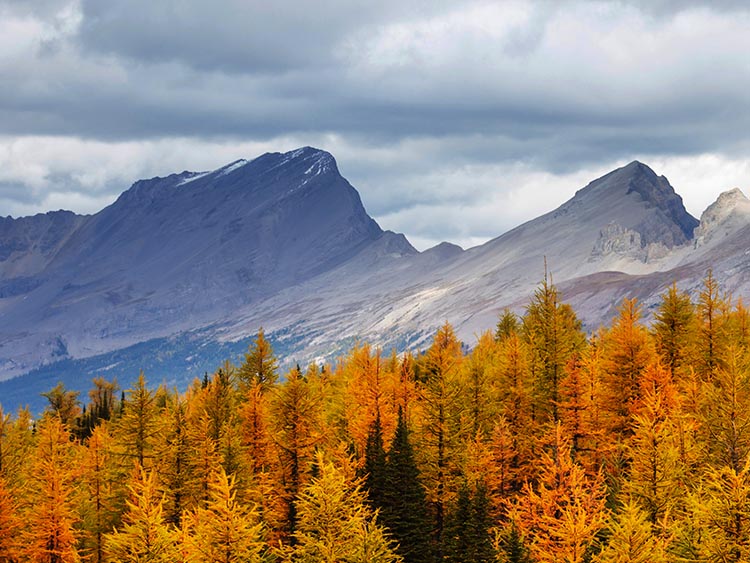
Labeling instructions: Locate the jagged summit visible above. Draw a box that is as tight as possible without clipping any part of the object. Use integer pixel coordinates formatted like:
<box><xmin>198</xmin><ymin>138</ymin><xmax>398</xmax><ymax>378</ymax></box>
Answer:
<box><xmin>4</xmin><ymin>150</ymin><xmax>750</xmax><ymax>410</ymax></box>
<box><xmin>693</xmin><ymin>187</ymin><xmax>750</xmax><ymax>247</ymax></box>
<box><xmin>568</xmin><ymin>160</ymin><xmax>698</xmax><ymax>248</ymax></box>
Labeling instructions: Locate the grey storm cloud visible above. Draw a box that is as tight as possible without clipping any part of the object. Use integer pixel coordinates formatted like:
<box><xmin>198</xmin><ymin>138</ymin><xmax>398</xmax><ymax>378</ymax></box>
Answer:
<box><xmin>1</xmin><ymin>0</ymin><xmax>750</xmax><ymax>248</ymax></box>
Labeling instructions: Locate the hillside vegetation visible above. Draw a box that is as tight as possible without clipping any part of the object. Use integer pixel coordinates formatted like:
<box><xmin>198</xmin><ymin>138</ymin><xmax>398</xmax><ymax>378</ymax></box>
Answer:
<box><xmin>1</xmin><ymin>271</ymin><xmax>749</xmax><ymax>562</ymax></box>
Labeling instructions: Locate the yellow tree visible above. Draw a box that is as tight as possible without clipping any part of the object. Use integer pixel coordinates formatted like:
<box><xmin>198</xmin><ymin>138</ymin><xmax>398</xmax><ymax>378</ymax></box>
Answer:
<box><xmin>183</xmin><ymin>468</ymin><xmax>266</xmax><ymax>563</ymax></box>
<box><xmin>0</xmin><ymin>407</ymin><xmax>34</xmax><ymax>494</ymax></box>
<box><xmin>238</xmin><ymin>328</ymin><xmax>279</xmax><ymax>391</ymax></box>
<box><xmin>625</xmin><ymin>363</ymin><xmax>683</xmax><ymax>528</ymax></box>
<box><xmin>115</xmin><ymin>372</ymin><xmax>162</xmax><ymax>470</ymax></box>
<box><xmin>699</xmin><ymin>345</ymin><xmax>750</xmax><ymax>472</ymax></box>
<box><xmin>240</xmin><ymin>381</ymin><xmax>272</xmax><ymax>475</ymax></box>
<box><xmin>513</xmin><ymin>424</ymin><xmax>607</xmax><ymax>563</ymax></box>
<box><xmin>522</xmin><ymin>274</ymin><xmax>586</xmax><ymax>424</ymax></box>
<box><xmin>652</xmin><ymin>283</ymin><xmax>695</xmax><ymax>380</ymax></box>
<box><xmin>345</xmin><ymin>344</ymin><xmax>397</xmax><ymax>461</ymax></box>
<box><xmin>238</xmin><ymin>380</ymin><xmax>278</xmax><ymax>527</ymax></box>
<box><xmin>693</xmin><ymin>460</ymin><xmax>750</xmax><ymax>562</ymax></box>
<box><xmin>419</xmin><ymin>322</ymin><xmax>465</xmax><ymax>557</ymax></box>
<box><xmin>488</xmin><ymin>417</ymin><xmax>521</xmax><ymax>504</ymax></box>
<box><xmin>461</xmin><ymin>331</ymin><xmax>500</xmax><ymax>437</ymax></box>
<box><xmin>41</xmin><ymin>383</ymin><xmax>81</xmax><ymax>427</ymax></box>
<box><xmin>392</xmin><ymin>351</ymin><xmax>420</xmax><ymax>423</ymax></box>
<box><xmin>695</xmin><ymin>269</ymin><xmax>729</xmax><ymax>379</ymax></box>
<box><xmin>594</xmin><ymin>500</ymin><xmax>669</xmax><ymax>563</ymax></box>
<box><xmin>186</xmin><ymin>410</ymin><xmax>222</xmax><ymax>509</ymax></box>
<box><xmin>80</xmin><ymin>425</ymin><xmax>121</xmax><ymax>563</ymax></box>
<box><xmin>104</xmin><ymin>467</ymin><xmax>178</xmax><ymax>563</ymax></box>
<box><xmin>22</xmin><ymin>416</ymin><xmax>81</xmax><ymax>563</ymax></box>
<box><xmin>0</xmin><ymin>474</ymin><xmax>20</xmax><ymax>563</ymax></box>
<box><xmin>494</xmin><ymin>327</ymin><xmax>535</xmax><ymax>487</ymax></box>
<box><xmin>559</xmin><ymin>336</ymin><xmax>607</xmax><ymax>473</ymax></box>
<box><xmin>601</xmin><ymin>298</ymin><xmax>654</xmax><ymax>436</ymax></box>
<box><xmin>269</xmin><ymin>366</ymin><xmax>323</xmax><ymax>541</ymax></box>
<box><xmin>157</xmin><ymin>396</ymin><xmax>192</xmax><ymax>524</ymax></box>
<box><xmin>288</xmin><ymin>452</ymin><xmax>401</xmax><ymax>563</ymax></box>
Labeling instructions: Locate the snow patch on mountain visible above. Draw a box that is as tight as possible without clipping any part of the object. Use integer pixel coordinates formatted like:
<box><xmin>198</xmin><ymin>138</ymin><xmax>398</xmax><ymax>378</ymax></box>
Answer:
<box><xmin>177</xmin><ymin>170</ymin><xmax>211</xmax><ymax>186</ymax></box>
<box><xmin>218</xmin><ymin>159</ymin><xmax>249</xmax><ymax>176</ymax></box>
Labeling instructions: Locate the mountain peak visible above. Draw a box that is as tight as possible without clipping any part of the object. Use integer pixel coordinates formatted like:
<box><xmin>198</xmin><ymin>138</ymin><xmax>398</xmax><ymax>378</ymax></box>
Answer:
<box><xmin>694</xmin><ymin>187</ymin><xmax>750</xmax><ymax>246</ymax></box>
<box><xmin>715</xmin><ymin>187</ymin><xmax>749</xmax><ymax>206</ymax></box>
<box><xmin>570</xmin><ymin>160</ymin><xmax>698</xmax><ymax>247</ymax></box>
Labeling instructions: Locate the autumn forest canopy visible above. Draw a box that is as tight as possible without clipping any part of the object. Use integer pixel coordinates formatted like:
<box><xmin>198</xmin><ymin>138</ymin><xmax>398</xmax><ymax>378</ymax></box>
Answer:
<box><xmin>2</xmin><ymin>270</ymin><xmax>750</xmax><ymax>562</ymax></box>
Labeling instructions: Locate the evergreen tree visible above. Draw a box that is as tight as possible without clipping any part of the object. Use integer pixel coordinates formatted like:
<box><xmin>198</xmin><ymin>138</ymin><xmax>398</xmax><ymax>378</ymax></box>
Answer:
<box><xmin>444</xmin><ymin>481</ymin><xmax>494</xmax><ymax>563</ymax></box>
<box><xmin>78</xmin><ymin>378</ymin><xmax>119</xmax><ymax>440</ymax></box>
<box><xmin>493</xmin><ymin>522</ymin><xmax>531</xmax><ymax>563</ymax></box>
<box><xmin>363</xmin><ymin>414</ymin><xmax>387</xmax><ymax>509</ymax></box>
<box><xmin>380</xmin><ymin>409</ymin><xmax>433</xmax><ymax>563</ymax></box>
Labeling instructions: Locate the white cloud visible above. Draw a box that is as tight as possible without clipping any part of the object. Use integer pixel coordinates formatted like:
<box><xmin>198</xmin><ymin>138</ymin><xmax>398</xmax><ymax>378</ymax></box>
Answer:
<box><xmin>0</xmin><ymin>0</ymin><xmax>749</xmax><ymax>250</ymax></box>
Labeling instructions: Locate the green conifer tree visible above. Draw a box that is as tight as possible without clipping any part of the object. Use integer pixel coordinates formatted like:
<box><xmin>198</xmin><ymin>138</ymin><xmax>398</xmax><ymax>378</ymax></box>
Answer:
<box><xmin>444</xmin><ymin>481</ymin><xmax>494</xmax><ymax>563</ymax></box>
<box><xmin>381</xmin><ymin>409</ymin><xmax>433</xmax><ymax>563</ymax></box>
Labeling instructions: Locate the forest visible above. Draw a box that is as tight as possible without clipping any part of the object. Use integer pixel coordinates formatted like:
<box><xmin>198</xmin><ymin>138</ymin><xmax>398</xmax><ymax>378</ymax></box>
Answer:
<box><xmin>1</xmin><ymin>270</ymin><xmax>749</xmax><ymax>563</ymax></box>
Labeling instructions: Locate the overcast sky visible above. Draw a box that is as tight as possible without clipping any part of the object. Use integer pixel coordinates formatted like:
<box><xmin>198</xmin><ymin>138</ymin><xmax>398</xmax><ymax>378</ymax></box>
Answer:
<box><xmin>1</xmin><ymin>0</ymin><xmax>749</xmax><ymax>249</ymax></box>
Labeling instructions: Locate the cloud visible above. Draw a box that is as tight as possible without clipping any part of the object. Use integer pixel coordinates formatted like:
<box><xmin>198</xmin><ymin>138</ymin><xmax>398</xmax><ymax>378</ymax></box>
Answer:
<box><xmin>0</xmin><ymin>0</ymin><xmax>749</xmax><ymax>249</ymax></box>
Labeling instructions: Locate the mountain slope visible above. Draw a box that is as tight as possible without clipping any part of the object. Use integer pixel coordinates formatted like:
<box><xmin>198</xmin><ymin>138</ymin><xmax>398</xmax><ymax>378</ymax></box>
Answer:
<box><xmin>2</xmin><ymin>151</ymin><xmax>749</xmax><ymax>412</ymax></box>
<box><xmin>0</xmin><ymin>147</ymin><xmax>415</xmax><ymax>377</ymax></box>
<box><xmin>216</xmin><ymin>160</ymin><xmax>704</xmax><ymax>356</ymax></box>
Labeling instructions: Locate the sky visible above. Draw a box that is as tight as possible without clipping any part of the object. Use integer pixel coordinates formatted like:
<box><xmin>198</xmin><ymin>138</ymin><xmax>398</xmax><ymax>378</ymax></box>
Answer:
<box><xmin>1</xmin><ymin>0</ymin><xmax>750</xmax><ymax>250</ymax></box>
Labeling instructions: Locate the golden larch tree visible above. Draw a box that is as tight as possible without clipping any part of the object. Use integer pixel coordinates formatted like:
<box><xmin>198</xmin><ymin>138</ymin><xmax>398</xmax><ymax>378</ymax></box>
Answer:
<box><xmin>0</xmin><ymin>474</ymin><xmax>21</xmax><ymax>563</ymax></box>
<box><xmin>287</xmin><ymin>452</ymin><xmax>401</xmax><ymax>563</ymax></box>
<box><xmin>22</xmin><ymin>416</ymin><xmax>81</xmax><ymax>563</ymax></box>
<box><xmin>513</xmin><ymin>424</ymin><xmax>607</xmax><ymax>563</ymax></box>
<box><xmin>104</xmin><ymin>466</ymin><xmax>178</xmax><ymax>563</ymax></box>
<box><xmin>594</xmin><ymin>500</ymin><xmax>669</xmax><ymax>563</ymax></box>
<box><xmin>183</xmin><ymin>468</ymin><xmax>266</xmax><ymax>563</ymax></box>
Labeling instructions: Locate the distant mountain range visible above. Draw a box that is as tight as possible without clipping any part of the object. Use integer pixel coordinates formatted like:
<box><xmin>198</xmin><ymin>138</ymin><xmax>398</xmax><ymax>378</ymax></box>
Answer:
<box><xmin>2</xmin><ymin>147</ymin><xmax>749</xmax><ymax>411</ymax></box>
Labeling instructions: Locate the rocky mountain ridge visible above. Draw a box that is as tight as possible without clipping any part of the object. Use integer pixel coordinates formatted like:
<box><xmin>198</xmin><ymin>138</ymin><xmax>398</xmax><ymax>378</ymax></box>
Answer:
<box><xmin>0</xmin><ymin>150</ymin><xmax>748</xmax><ymax>411</ymax></box>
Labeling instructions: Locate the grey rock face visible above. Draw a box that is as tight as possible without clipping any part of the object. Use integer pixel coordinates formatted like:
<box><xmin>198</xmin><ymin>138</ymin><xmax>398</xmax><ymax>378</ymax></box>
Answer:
<box><xmin>0</xmin><ymin>147</ymin><xmax>416</xmax><ymax>378</ymax></box>
<box><xmin>1</xmin><ymin>150</ymin><xmax>749</xmax><ymax>403</ymax></box>
<box><xmin>569</xmin><ymin>161</ymin><xmax>698</xmax><ymax>248</ymax></box>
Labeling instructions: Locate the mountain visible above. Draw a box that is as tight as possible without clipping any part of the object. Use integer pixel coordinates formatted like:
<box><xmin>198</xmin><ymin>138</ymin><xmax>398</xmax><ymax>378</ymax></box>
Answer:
<box><xmin>0</xmin><ymin>147</ymin><xmax>415</xmax><ymax>380</ymax></box>
<box><xmin>1</xmin><ymin>151</ymin><xmax>749</xmax><ymax>412</ymax></box>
